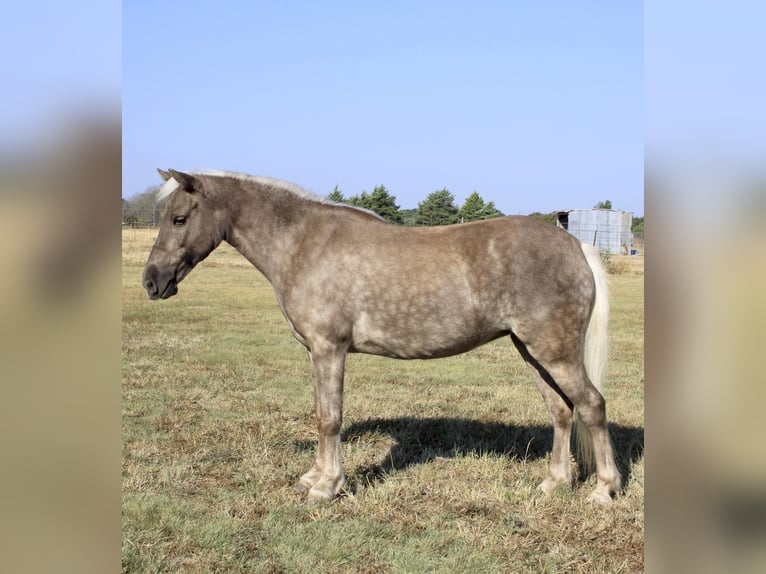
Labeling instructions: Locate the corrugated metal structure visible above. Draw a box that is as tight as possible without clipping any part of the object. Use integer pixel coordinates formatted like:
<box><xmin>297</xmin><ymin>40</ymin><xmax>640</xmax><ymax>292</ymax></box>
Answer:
<box><xmin>556</xmin><ymin>209</ymin><xmax>633</xmax><ymax>255</ymax></box>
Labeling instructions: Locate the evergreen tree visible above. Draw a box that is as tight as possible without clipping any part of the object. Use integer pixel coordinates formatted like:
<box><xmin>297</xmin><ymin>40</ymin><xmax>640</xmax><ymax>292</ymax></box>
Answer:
<box><xmin>416</xmin><ymin>188</ymin><xmax>459</xmax><ymax>226</ymax></box>
<box><xmin>346</xmin><ymin>185</ymin><xmax>402</xmax><ymax>223</ymax></box>
<box><xmin>347</xmin><ymin>191</ymin><xmax>369</xmax><ymax>208</ymax></box>
<box><xmin>594</xmin><ymin>200</ymin><xmax>613</xmax><ymax>209</ymax></box>
<box><xmin>367</xmin><ymin>185</ymin><xmax>402</xmax><ymax>224</ymax></box>
<box><xmin>459</xmin><ymin>192</ymin><xmax>485</xmax><ymax>222</ymax></box>
<box><xmin>327</xmin><ymin>185</ymin><xmax>345</xmax><ymax>203</ymax></box>
<box><xmin>483</xmin><ymin>201</ymin><xmax>503</xmax><ymax>219</ymax></box>
<box><xmin>458</xmin><ymin>191</ymin><xmax>504</xmax><ymax>222</ymax></box>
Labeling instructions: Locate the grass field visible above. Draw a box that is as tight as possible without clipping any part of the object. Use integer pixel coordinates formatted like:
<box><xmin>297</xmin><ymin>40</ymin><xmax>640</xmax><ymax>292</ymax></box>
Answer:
<box><xmin>123</xmin><ymin>228</ymin><xmax>644</xmax><ymax>573</ymax></box>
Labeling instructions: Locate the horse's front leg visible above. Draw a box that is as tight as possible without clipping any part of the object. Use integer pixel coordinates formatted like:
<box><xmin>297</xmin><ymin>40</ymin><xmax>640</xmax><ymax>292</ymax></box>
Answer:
<box><xmin>294</xmin><ymin>344</ymin><xmax>346</xmax><ymax>502</ymax></box>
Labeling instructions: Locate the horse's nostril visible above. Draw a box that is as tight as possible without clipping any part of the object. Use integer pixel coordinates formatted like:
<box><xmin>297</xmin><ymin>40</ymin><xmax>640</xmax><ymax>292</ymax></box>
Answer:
<box><xmin>144</xmin><ymin>277</ymin><xmax>157</xmax><ymax>295</ymax></box>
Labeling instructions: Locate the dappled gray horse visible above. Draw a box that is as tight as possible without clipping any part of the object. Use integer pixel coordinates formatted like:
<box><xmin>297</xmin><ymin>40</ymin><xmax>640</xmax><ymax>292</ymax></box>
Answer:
<box><xmin>143</xmin><ymin>170</ymin><xmax>622</xmax><ymax>504</ymax></box>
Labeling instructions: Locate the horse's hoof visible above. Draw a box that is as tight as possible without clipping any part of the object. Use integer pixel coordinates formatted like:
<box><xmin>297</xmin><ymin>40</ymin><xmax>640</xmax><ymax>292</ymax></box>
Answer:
<box><xmin>307</xmin><ymin>486</ymin><xmax>334</xmax><ymax>504</ymax></box>
<box><xmin>586</xmin><ymin>489</ymin><xmax>614</xmax><ymax>505</ymax></box>
<box><xmin>293</xmin><ymin>482</ymin><xmax>310</xmax><ymax>495</ymax></box>
<box><xmin>537</xmin><ymin>479</ymin><xmax>554</xmax><ymax>495</ymax></box>
<box><xmin>537</xmin><ymin>477</ymin><xmax>568</xmax><ymax>496</ymax></box>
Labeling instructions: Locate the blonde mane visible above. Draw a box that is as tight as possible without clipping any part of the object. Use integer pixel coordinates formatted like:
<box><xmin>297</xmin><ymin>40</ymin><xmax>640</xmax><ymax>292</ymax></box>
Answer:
<box><xmin>155</xmin><ymin>170</ymin><xmax>384</xmax><ymax>220</ymax></box>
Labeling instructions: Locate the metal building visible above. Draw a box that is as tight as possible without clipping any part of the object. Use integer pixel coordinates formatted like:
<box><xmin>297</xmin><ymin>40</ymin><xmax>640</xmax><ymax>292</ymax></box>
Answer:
<box><xmin>556</xmin><ymin>209</ymin><xmax>633</xmax><ymax>255</ymax></box>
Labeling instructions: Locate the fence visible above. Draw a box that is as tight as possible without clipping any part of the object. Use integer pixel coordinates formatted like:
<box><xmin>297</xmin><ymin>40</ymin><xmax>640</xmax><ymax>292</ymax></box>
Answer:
<box><xmin>122</xmin><ymin>206</ymin><xmax>163</xmax><ymax>227</ymax></box>
<box><xmin>632</xmin><ymin>232</ymin><xmax>644</xmax><ymax>253</ymax></box>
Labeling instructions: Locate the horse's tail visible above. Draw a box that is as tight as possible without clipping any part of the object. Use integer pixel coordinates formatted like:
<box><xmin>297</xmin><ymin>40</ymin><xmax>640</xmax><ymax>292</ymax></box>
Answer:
<box><xmin>575</xmin><ymin>243</ymin><xmax>609</xmax><ymax>473</ymax></box>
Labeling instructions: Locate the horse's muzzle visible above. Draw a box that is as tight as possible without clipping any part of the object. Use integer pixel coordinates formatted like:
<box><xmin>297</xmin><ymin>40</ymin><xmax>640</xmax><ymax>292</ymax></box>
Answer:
<box><xmin>143</xmin><ymin>264</ymin><xmax>178</xmax><ymax>300</ymax></box>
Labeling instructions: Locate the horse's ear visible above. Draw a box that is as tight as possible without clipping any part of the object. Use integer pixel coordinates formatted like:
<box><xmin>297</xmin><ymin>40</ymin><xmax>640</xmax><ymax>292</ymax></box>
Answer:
<box><xmin>157</xmin><ymin>168</ymin><xmax>172</xmax><ymax>182</ymax></box>
<box><xmin>168</xmin><ymin>169</ymin><xmax>201</xmax><ymax>193</ymax></box>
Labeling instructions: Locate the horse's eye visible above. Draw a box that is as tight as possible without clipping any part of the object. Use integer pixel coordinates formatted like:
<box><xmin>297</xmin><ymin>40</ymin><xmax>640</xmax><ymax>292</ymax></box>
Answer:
<box><xmin>173</xmin><ymin>215</ymin><xmax>186</xmax><ymax>226</ymax></box>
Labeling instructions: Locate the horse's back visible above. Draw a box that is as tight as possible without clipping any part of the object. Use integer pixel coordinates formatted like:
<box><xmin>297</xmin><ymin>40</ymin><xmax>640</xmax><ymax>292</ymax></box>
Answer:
<box><xmin>283</xmin><ymin>215</ymin><xmax>593</xmax><ymax>360</ymax></box>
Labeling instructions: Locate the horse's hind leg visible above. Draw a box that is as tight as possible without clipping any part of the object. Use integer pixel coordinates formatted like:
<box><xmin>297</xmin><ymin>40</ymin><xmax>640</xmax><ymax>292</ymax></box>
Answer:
<box><xmin>513</xmin><ymin>336</ymin><xmax>574</xmax><ymax>493</ymax></box>
<box><xmin>536</xmin><ymin>376</ymin><xmax>576</xmax><ymax>494</ymax></box>
<box><xmin>543</xmin><ymin>360</ymin><xmax>621</xmax><ymax>503</ymax></box>
<box><xmin>568</xmin><ymin>368</ymin><xmax>622</xmax><ymax>503</ymax></box>
<box><xmin>513</xmin><ymin>335</ymin><xmax>620</xmax><ymax>503</ymax></box>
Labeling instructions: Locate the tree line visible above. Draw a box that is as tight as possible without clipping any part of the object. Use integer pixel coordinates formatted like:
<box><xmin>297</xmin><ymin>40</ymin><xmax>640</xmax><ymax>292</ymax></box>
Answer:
<box><xmin>328</xmin><ymin>185</ymin><xmax>504</xmax><ymax>226</ymax></box>
<box><xmin>122</xmin><ymin>185</ymin><xmax>643</xmax><ymax>231</ymax></box>
<box><xmin>121</xmin><ymin>184</ymin><xmax>506</xmax><ymax>227</ymax></box>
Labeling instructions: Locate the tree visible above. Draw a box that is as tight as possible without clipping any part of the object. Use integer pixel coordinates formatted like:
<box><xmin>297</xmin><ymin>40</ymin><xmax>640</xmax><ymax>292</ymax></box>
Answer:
<box><xmin>327</xmin><ymin>185</ymin><xmax>345</xmax><ymax>203</ymax></box>
<box><xmin>458</xmin><ymin>191</ymin><xmax>503</xmax><ymax>222</ymax></box>
<box><xmin>594</xmin><ymin>200</ymin><xmax>613</xmax><ymax>209</ymax></box>
<box><xmin>631</xmin><ymin>216</ymin><xmax>644</xmax><ymax>233</ymax></box>
<box><xmin>529</xmin><ymin>211</ymin><xmax>558</xmax><ymax>225</ymax></box>
<box><xmin>483</xmin><ymin>201</ymin><xmax>503</xmax><ymax>219</ymax></box>
<box><xmin>122</xmin><ymin>186</ymin><xmax>163</xmax><ymax>226</ymax></box>
<box><xmin>367</xmin><ymin>185</ymin><xmax>402</xmax><ymax>224</ymax></box>
<box><xmin>416</xmin><ymin>188</ymin><xmax>459</xmax><ymax>226</ymax></box>
<box><xmin>346</xmin><ymin>185</ymin><xmax>402</xmax><ymax>223</ymax></box>
<box><xmin>346</xmin><ymin>192</ymin><xmax>365</xmax><ymax>207</ymax></box>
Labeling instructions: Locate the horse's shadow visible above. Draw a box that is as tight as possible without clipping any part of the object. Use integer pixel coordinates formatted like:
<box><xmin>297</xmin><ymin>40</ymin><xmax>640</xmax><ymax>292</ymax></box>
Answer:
<box><xmin>332</xmin><ymin>417</ymin><xmax>644</xmax><ymax>493</ymax></box>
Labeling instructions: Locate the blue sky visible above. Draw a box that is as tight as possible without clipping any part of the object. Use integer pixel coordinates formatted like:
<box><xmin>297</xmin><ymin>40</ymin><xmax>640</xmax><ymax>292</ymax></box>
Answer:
<box><xmin>125</xmin><ymin>2</ymin><xmax>643</xmax><ymax>215</ymax></box>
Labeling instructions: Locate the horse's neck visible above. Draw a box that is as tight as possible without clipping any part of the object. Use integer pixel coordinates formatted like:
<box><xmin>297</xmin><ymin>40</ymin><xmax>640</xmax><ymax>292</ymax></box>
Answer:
<box><xmin>225</xmin><ymin>188</ymin><xmax>312</xmax><ymax>286</ymax></box>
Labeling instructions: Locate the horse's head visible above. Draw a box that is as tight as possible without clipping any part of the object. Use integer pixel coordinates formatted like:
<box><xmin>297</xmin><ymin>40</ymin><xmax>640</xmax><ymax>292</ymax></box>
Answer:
<box><xmin>143</xmin><ymin>169</ymin><xmax>228</xmax><ymax>300</ymax></box>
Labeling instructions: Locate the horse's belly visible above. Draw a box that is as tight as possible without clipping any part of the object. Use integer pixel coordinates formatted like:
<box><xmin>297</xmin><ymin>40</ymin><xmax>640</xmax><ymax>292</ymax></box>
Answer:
<box><xmin>349</xmin><ymin>311</ymin><xmax>505</xmax><ymax>359</ymax></box>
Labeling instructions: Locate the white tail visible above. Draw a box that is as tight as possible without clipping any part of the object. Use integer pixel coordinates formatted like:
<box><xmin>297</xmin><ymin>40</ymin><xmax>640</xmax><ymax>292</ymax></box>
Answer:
<box><xmin>575</xmin><ymin>243</ymin><xmax>609</xmax><ymax>472</ymax></box>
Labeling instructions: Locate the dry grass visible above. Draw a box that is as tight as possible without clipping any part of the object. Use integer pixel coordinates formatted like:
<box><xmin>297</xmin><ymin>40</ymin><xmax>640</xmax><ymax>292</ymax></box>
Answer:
<box><xmin>604</xmin><ymin>254</ymin><xmax>644</xmax><ymax>277</ymax></box>
<box><xmin>123</xmin><ymin>228</ymin><xmax>644</xmax><ymax>573</ymax></box>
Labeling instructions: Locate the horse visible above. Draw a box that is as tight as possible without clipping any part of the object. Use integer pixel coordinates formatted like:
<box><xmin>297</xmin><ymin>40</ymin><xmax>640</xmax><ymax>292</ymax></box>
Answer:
<box><xmin>142</xmin><ymin>169</ymin><xmax>622</xmax><ymax>504</ymax></box>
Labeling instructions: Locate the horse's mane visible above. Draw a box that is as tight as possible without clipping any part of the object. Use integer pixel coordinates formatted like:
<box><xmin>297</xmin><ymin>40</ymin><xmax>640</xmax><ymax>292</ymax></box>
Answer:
<box><xmin>156</xmin><ymin>170</ymin><xmax>385</xmax><ymax>221</ymax></box>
